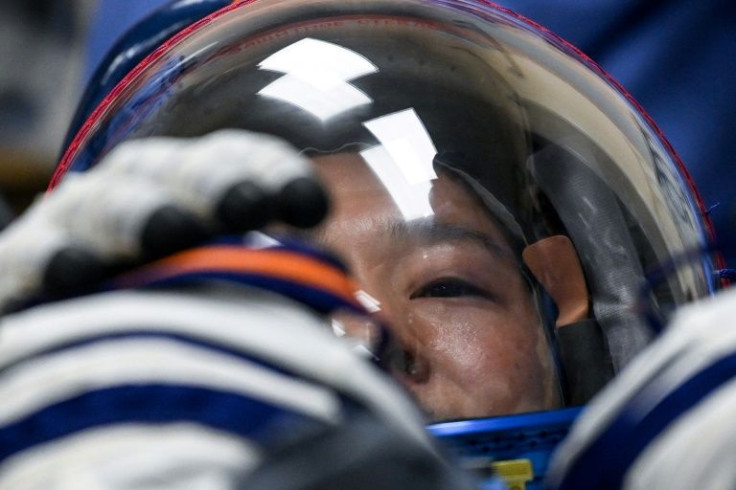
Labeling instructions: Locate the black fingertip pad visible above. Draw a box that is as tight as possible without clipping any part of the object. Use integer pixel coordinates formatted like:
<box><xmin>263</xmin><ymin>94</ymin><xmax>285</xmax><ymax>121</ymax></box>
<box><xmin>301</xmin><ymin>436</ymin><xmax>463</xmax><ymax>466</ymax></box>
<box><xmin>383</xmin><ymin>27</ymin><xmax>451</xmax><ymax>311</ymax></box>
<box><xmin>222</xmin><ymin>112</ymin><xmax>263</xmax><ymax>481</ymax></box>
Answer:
<box><xmin>43</xmin><ymin>246</ymin><xmax>107</xmax><ymax>296</ymax></box>
<box><xmin>216</xmin><ymin>181</ymin><xmax>275</xmax><ymax>232</ymax></box>
<box><xmin>141</xmin><ymin>206</ymin><xmax>209</xmax><ymax>259</ymax></box>
<box><xmin>277</xmin><ymin>177</ymin><xmax>330</xmax><ymax>228</ymax></box>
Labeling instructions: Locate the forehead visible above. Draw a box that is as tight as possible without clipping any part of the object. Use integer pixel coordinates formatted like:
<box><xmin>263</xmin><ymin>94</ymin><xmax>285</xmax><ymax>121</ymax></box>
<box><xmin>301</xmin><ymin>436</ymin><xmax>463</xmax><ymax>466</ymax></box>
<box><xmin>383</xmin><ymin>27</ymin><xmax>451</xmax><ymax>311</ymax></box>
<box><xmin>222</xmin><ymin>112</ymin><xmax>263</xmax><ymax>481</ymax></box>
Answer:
<box><xmin>309</xmin><ymin>152</ymin><xmax>515</xmax><ymax>256</ymax></box>
<box><xmin>313</xmin><ymin>152</ymin><xmax>396</xmax><ymax>220</ymax></box>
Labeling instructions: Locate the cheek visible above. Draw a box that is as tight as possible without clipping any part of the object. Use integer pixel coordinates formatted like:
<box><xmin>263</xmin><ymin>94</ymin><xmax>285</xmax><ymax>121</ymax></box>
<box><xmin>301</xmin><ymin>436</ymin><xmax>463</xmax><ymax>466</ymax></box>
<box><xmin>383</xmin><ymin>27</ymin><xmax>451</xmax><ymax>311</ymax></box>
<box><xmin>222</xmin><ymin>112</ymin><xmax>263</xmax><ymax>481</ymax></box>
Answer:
<box><xmin>419</xmin><ymin>304</ymin><xmax>537</xmax><ymax>379</ymax></box>
<box><xmin>418</xmin><ymin>305</ymin><xmax>494</xmax><ymax>372</ymax></box>
<box><xmin>409</xmin><ymin>301</ymin><xmax>555</xmax><ymax>415</ymax></box>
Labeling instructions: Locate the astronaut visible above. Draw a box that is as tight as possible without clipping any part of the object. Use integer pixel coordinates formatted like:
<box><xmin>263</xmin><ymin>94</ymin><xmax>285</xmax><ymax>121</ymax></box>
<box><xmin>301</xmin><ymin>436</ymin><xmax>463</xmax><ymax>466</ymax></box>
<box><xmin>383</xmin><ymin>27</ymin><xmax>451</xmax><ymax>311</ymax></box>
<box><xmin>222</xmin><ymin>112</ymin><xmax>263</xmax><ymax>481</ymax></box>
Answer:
<box><xmin>0</xmin><ymin>1</ymin><xmax>725</xmax><ymax>489</ymax></box>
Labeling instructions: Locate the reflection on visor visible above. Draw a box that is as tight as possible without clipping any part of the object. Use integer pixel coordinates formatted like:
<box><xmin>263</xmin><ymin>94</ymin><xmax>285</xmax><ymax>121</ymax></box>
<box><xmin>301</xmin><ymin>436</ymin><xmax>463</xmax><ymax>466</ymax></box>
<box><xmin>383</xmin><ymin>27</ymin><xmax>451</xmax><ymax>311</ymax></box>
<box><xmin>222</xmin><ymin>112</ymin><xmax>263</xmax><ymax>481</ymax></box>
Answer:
<box><xmin>258</xmin><ymin>38</ymin><xmax>376</xmax><ymax>121</ymax></box>
<box><xmin>361</xmin><ymin>108</ymin><xmax>438</xmax><ymax>220</ymax></box>
<box><xmin>329</xmin><ymin>303</ymin><xmax>405</xmax><ymax>375</ymax></box>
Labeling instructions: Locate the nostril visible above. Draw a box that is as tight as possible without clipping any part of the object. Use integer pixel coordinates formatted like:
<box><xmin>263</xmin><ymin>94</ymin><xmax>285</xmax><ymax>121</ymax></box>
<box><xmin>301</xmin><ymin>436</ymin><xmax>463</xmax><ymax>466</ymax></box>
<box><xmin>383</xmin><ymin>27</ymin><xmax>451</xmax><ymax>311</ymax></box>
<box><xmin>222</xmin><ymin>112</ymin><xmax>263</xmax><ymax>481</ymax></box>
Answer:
<box><xmin>403</xmin><ymin>351</ymin><xmax>419</xmax><ymax>376</ymax></box>
<box><xmin>391</xmin><ymin>349</ymin><xmax>430</xmax><ymax>384</ymax></box>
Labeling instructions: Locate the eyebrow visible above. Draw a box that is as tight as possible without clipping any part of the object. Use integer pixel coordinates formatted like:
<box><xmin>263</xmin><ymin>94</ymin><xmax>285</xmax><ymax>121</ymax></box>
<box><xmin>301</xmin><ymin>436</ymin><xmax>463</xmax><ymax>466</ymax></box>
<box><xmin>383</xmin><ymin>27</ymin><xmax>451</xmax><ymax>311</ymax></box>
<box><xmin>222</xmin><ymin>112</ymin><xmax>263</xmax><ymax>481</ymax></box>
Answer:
<box><xmin>387</xmin><ymin>219</ymin><xmax>517</xmax><ymax>262</ymax></box>
<box><xmin>275</xmin><ymin>218</ymin><xmax>518</xmax><ymax>265</ymax></box>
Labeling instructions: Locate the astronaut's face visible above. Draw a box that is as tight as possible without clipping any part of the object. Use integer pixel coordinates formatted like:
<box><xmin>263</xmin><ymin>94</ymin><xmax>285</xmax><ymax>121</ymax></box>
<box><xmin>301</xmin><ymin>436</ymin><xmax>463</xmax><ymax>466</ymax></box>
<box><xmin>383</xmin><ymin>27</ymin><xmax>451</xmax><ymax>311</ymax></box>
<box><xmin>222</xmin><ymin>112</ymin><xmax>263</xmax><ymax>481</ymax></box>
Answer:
<box><xmin>310</xmin><ymin>153</ymin><xmax>561</xmax><ymax>421</ymax></box>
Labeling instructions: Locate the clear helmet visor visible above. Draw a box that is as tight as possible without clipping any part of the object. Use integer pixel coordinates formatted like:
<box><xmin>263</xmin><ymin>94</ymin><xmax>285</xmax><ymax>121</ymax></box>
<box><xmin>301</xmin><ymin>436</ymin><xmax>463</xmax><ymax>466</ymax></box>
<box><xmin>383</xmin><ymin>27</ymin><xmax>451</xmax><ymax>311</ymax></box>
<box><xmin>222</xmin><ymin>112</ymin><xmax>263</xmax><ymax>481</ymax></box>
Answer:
<box><xmin>56</xmin><ymin>0</ymin><xmax>718</xmax><ymax>421</ymax></box>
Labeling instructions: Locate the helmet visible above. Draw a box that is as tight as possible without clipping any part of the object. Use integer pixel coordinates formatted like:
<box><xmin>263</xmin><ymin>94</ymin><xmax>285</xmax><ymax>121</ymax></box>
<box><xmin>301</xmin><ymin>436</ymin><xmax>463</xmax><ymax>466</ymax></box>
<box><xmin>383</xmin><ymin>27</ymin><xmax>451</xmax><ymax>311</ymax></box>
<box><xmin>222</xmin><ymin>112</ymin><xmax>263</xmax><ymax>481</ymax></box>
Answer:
<box><xmin>55</xmin><ymin>0</ymin><xmax>721</xmax><ymax>486</ymax></box>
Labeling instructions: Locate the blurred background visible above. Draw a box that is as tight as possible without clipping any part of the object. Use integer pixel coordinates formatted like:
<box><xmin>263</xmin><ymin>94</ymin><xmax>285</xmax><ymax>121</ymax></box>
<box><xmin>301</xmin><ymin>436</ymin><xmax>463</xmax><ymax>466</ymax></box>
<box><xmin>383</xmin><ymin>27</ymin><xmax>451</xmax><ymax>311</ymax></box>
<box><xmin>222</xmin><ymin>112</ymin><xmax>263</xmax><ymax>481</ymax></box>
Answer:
<box><xmin>0</xmin><ymin>0</ymin><xmax>95</xmax><ymax>216</ymax></box>
<box><xmin>1</xmin><ymin>0</ymin><xmax>734</xmax><ymax>267</ymax></box>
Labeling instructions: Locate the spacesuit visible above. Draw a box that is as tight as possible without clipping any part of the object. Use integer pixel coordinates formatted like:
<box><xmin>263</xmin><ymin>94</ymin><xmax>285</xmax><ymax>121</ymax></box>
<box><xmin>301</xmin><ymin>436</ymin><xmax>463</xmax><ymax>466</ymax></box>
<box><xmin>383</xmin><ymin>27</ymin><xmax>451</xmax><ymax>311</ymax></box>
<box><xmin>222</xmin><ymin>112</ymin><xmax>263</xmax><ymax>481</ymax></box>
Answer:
<box><xmin>0</xmin><ymin>1</ymin><xmax>725</xmax><ymax>489</ymax></box>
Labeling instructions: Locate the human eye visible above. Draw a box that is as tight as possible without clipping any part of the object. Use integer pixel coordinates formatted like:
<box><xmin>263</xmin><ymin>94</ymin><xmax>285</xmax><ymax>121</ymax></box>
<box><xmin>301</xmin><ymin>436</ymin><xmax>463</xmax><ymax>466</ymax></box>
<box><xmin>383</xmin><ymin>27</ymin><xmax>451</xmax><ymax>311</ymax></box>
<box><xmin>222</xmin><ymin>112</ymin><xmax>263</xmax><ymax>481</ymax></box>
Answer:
<box><xmin>410</xmin><ymin>277</ymin><xmax>494</xmax><ymax>300</ymax></box>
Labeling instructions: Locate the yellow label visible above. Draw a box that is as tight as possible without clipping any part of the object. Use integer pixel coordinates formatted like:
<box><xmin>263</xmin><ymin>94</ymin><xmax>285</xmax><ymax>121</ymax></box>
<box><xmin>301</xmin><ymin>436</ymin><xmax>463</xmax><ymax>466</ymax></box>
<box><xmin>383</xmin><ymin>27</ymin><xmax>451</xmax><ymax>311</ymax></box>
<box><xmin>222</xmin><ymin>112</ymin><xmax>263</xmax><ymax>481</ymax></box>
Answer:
<box><xmin>491</xmin><ymin>459</ymin><xmax>534</xmax><ymax>490</ymax></box>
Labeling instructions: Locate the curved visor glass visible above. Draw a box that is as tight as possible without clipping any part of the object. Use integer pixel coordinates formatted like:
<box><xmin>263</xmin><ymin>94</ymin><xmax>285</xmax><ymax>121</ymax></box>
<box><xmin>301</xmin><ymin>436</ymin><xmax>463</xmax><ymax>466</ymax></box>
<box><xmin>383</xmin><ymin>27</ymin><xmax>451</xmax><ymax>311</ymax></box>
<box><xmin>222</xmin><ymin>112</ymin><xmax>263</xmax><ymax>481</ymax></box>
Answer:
<box><xmin>57</xmin><ymin>0</ymin><xmax>717</xmax><ymax>421</ymax></box>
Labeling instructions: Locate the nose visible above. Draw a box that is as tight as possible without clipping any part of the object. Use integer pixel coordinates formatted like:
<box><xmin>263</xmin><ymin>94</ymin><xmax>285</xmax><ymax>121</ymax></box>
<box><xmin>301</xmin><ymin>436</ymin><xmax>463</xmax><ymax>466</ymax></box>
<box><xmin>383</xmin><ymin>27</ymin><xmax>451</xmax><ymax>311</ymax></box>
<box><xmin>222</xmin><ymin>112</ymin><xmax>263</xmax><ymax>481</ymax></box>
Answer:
<box><xmin>338</xmin><ymin>264</ymin><xmax>433</xmax><ymax>388</ymax></box>
<box><xmin>387</xmin><ymin>344</ymin><xmax>431</xmax><ymax>385</ymax></box>
<box><xmin>367</xmin><ymin>306</ymin><xmax>432</xmax><ymax>387</ymax></box>
<box><xmin>329</xmin><ymin>304</ymin><xmax>432</xmax><ymax>386</ymax></box>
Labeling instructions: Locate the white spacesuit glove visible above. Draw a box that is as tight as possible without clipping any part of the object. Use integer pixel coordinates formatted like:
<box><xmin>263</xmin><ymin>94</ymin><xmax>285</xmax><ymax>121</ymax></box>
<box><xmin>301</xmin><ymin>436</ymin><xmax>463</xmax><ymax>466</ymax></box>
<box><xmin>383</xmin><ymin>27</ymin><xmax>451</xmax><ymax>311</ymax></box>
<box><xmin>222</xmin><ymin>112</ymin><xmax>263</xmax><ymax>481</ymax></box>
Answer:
<box><xmin>0</xmin><ymin>130</ymin><xmax>472</xmax><ymax>490</ymax></box>
<box><xmin>547</xmin><ymin>286</ymin><xmax>736</xmax><ymax>490</ymax></box>
<box><xmin>0</xmin><ymin>130</ymin><xmax>328</xmax><ymax>312</ymax></box>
